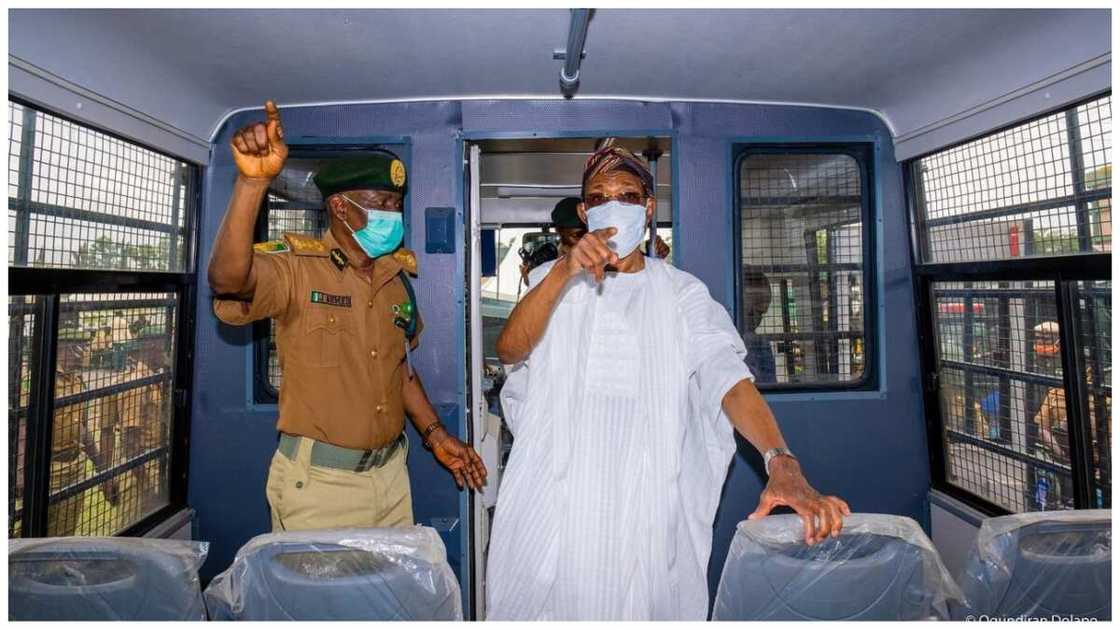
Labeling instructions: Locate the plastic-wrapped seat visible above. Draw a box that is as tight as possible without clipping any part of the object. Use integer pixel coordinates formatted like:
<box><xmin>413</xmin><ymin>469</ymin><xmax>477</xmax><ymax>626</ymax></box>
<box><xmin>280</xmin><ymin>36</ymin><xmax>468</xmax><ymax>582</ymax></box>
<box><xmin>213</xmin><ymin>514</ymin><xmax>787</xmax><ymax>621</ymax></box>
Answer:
<box><xmin>956</xmin><ymin>509</ymin><xmax>1110</xmax><ymax>621</ymax></box>
<box><xmin>203</xmin><ymin>526</ymin><xmax>462</xmax><ymax>620</ymax></box>
<box><xmin>8</xmin><ymin>537</ymin><xmax>209</xmax><ymax>621</ymax></box>
<box><xmin>712</xmin><ymin>513</ymin><xmax>962</xmax><ymax>620</ymax></box>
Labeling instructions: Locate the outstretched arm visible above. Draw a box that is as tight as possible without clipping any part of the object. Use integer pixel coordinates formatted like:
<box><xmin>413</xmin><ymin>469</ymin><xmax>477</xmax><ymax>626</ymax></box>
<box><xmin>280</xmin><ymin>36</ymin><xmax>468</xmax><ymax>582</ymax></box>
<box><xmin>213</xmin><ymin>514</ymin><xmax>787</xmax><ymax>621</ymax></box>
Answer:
<box><xmin>401</xmin><ymin>369</ymin><xmax>487</xmax><ymax>490</ymax></box>
<box><xmin>722</xmin><ymin>379</ymin><xmax>851</xmax><ymax>545</ymax></box>
<box><xmin>496</xmin><ymin>227</ymin><xmax>617</xmax><ymax>364</ymax></box>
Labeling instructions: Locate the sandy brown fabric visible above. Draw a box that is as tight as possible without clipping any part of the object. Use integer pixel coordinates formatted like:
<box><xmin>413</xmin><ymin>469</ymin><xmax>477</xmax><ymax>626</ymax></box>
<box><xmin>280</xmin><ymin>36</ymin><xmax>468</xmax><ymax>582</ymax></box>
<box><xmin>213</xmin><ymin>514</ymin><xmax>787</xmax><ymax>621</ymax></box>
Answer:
<box><xmin>214</xmin><ymin>229</ymin><xmax>422</xmax><ymax>450</ymax></box>
<box><xmin>265</xmin><ymin>434</ymin><xmax>413</xmax><ymax>531</ymax></box>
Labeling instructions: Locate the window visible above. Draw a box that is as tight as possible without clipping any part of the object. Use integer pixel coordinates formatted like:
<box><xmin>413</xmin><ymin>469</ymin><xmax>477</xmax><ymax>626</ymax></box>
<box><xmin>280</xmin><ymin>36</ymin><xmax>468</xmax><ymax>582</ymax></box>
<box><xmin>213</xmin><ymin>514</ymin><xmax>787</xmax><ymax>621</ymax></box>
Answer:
<box><xmin>8</xmin><ymin>100</ymin><xmax>197</xmax><ymax>537</ymax></box>
<box><xmin>911</xmin><ymin>94</ymin><xmax>1111</xmax><ymax>515</ymax></box>
<box><xmin>250</xmin><ymin>148</ymin><xmax>405</xmax><ymax>403</ymax></box>
<box><xmin>736</xmin><ymin>145</ymin><xmax>876</xmax><ymax>389</ymax></box>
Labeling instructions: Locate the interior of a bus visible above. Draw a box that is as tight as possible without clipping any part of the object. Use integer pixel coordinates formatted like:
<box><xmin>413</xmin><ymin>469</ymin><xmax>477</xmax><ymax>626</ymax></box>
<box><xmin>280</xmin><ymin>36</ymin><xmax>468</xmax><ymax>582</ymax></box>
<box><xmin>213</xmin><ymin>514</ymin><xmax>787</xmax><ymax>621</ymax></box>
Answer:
<box><xmin>6</xmin><ymin>6</ymin><xmax>1113</xmax><ymax>622</ymax></box>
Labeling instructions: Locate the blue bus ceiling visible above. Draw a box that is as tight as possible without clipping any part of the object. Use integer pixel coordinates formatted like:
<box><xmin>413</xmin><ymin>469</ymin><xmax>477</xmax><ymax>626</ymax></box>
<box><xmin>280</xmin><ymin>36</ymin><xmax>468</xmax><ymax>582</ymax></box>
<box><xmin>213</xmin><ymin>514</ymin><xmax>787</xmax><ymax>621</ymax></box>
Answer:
<box><xmin>5</xmin><ymin>7</ymin><xmax>1112</xmax><ymax>623</ymax></box>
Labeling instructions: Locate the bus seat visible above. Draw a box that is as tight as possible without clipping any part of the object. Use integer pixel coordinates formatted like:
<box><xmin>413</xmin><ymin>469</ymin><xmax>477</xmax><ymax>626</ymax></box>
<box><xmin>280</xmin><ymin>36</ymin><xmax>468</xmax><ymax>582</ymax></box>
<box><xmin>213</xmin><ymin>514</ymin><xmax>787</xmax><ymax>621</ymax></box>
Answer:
<box><xmin>8</xmin><ymin>537</ymin><xmax>209</xmax><ymax>621</ymax></box>
<box><xmin>712</xmin><ymin>513</ymin><xmax>962</xmax><ymax>620</ymax></box>
<box><xmin>955</xmin><ymin>509</ymin><xmax>1110</xmax><ymax>621</ymax></box>
<box><xmin>203</xmin><ymin>527</ymin><xmax>462</xmax><ymax>620</ymax></box>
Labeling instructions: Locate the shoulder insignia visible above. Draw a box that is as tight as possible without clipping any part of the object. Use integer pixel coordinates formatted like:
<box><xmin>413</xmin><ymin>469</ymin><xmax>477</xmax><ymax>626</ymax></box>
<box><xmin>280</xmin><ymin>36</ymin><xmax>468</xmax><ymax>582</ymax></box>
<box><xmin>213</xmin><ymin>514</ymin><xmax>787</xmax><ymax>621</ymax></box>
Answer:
<box><xmin>393</xmin><ymin>247</ymin><xmax>418</xmax><ymax>276</ymax></box>
<box><xmin>282</xmin><ymin>232</ymin><xmax>329</xmax><ymax>256</ymax></box>
<box><xmin>329</xmin><ymin>248</ymin><xmax>349</xmax><ymax>271</ymax></box>
<box><xmin>253</xmin><ymin>240</ymin><xmax>289</xmax><ymax>254</ymax></box>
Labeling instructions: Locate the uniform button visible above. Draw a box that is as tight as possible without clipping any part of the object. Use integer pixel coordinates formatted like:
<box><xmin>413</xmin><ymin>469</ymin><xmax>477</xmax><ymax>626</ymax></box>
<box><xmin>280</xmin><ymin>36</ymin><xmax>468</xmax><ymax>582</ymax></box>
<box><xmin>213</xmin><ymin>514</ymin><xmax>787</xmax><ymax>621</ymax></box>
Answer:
<box><xmin>368</xmin><ymin>300</ymin><xmax>374</xmax><ymax>308</ymax></box>
<box><xmin>370</xmin><ymin>349</ymin><xmax>378</xmax><ymax>358</ymax></box>
<box><xmin>328</xmin><ymin>315</ymin><xmax>335</xmax><ymax>323</ymax></box>
<box><xmin>295</xmin><ymin>481</ymin><xmax>304</xmax><ymax>489</ymax></box>
<box><xmin>376</xmin><ymin>404</ymin><xmax>385</xmax><ymax>413</ymax></box>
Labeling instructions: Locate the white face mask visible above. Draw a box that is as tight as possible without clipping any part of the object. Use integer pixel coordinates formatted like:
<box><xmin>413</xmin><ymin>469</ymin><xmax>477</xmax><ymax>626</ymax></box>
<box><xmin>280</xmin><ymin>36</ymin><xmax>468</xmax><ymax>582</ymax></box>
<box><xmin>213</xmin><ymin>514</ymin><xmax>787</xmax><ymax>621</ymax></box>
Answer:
<box><xmin>585</xmin><ymin>199</ymin><xmax>648</xmax><ymax>258</ymax></box>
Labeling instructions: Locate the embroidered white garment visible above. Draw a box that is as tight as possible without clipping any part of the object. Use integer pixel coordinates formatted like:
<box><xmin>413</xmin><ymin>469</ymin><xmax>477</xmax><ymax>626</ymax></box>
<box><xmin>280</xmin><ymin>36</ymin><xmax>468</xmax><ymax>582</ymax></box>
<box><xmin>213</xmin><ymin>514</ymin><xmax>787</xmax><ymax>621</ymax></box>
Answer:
<box><xmin>488</xmin><ymin>258</ymin><xmax>753</xmax><ymax>620</ymax></box>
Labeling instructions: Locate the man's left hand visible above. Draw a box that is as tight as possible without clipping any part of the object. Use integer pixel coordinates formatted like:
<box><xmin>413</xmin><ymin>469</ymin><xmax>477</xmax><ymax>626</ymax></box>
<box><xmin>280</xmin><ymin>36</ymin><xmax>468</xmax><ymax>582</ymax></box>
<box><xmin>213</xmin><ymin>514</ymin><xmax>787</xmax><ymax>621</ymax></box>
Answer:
<box><xmin>430</xmin><ymin>433</ymin><xmax>488</xmax><ymax>491</ymax></box>
<box><xmin>654</xmin><ymin>235</ymin><xmax>670</xmax><ymax>259</ymax></box>
<box><xmin>748</xmin><ymin>457</ymin><xmax>850</xmax><ymax>545</ymax></box>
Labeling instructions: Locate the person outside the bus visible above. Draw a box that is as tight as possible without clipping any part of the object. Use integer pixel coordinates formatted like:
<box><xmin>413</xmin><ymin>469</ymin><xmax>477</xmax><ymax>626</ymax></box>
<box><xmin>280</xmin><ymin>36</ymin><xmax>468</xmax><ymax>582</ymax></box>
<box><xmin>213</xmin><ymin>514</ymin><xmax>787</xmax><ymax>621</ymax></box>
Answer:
<box><xmin>488</xmin><ymin>144</ymin><xmax>849</xmax><ymax>620</ymax></box>
<box><xmin>208</xmin><ymin>101</ymin><xmax>486</xmax><ymax>532</ymax></box>
<box><xmin>741</xmin><ymin>270</ymin><xmax>777</xmax><ymax>384</ymax></box>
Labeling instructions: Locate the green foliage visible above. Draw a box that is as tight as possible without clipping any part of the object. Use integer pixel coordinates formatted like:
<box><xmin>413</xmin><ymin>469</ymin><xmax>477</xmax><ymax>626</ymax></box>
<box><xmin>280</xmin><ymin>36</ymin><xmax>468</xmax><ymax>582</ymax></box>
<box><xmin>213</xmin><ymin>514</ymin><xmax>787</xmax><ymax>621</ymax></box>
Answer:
<box><xmin>1032</xmin><ymin>228</ymin><xmax>1080</xmax><ymax>255</ymax></box>
<box><xmin>72</xmin><ymin>235</ymin><xmax>170</xmax><ymax>270</ymax></box>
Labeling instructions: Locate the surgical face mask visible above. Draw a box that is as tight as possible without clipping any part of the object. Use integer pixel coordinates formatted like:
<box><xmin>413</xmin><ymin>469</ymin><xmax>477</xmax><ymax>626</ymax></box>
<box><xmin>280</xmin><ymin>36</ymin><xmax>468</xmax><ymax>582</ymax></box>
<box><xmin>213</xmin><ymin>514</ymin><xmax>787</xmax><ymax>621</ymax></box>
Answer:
<box><xmin>585</xmin><ymin>199</ymin><xmax>648</xmax><ymax>258</ymax></box>
<box><xmin>340</xmin><ymin>194</ymin><xmax>404</xmax><ymax>258</ymax></box>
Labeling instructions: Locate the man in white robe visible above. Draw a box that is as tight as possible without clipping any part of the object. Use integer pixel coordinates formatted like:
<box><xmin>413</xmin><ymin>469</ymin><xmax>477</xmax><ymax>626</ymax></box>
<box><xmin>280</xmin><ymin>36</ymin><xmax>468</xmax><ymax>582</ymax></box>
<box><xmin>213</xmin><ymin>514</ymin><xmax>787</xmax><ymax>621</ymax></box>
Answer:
<box><xmin>486</xmin><ymin>145</ymin><xmax>851</xmax><ymax>620</ymax></box>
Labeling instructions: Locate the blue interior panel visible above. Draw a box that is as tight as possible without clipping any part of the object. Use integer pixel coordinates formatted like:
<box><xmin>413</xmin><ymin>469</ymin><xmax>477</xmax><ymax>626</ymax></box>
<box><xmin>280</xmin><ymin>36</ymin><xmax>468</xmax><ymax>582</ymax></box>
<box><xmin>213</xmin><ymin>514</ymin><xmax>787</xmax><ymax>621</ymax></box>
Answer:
<box><xmin>191</xmin><ymin>99</ymin><xmax>925</xmax><ymax>612</ymax></box>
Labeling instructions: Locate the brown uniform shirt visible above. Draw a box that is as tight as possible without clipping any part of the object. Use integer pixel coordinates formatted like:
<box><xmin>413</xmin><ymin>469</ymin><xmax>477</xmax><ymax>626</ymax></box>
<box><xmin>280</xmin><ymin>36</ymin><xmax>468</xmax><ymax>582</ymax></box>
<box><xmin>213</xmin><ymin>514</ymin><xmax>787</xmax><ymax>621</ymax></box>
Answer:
<box><xmin>213</xmin><ymin>230</ymin><xmax>422</xmax><ymax>450</ymax></box>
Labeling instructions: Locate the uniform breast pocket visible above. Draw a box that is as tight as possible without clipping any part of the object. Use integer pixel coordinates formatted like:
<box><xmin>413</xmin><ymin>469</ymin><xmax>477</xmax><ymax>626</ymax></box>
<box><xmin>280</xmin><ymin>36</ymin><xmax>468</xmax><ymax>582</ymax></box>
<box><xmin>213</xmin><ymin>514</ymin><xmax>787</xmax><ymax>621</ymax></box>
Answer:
<box><xmin>302</xmin><ymin>308</ymin><xmax>355</xmax><ymax>368</ymax></box>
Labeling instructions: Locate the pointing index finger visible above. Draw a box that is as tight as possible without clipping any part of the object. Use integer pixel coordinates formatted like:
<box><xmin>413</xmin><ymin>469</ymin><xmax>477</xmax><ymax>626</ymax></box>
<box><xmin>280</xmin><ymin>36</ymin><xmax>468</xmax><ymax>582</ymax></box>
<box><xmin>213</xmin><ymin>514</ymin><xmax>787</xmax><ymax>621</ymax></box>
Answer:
<box><xmin>265</xmin><ymin>100</ymin><xmax>281</xmax><ymax>122</ymax></box>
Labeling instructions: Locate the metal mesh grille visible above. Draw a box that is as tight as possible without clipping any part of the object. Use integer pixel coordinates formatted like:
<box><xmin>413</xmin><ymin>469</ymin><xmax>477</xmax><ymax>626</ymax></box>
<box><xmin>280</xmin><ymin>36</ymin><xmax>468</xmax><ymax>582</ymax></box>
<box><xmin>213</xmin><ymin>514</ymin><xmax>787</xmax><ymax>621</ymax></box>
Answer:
<box><xmin>7</xmin><ymin>100</ymin><xmax>192</xmax><ymax>271</ymax></box>
<box><xmin>934</xmin><ymin>280</ymin><xmax>1080</xmax><ymax>512</ymax></box>
<box><xmin>1076</xmin><ymin>280</ymin><xmax>1111</xmax><ymax>507</ymax></box>
<box><xmin>915</xmin><ymin>95</ymin><xmax>1111</xmax><ymax>263</ymax></box>
<box><xmin>5</xmin><ymin>292</ymin><xmax>177</xmax><ymax>537</ymax></box>
<box><xmin>265</xmin><ymin>194</ymin><xmax>326</xmax><ymax>391</ymax></box>
<box><xmin>739</xmin><ymin>152</ymin><xmax>866</xmax><ymax>386</ymax></box>
<box><xmin>8</xmin><ymin>295</ymin><xmax>37</xmax><ymax>537</ymax></box>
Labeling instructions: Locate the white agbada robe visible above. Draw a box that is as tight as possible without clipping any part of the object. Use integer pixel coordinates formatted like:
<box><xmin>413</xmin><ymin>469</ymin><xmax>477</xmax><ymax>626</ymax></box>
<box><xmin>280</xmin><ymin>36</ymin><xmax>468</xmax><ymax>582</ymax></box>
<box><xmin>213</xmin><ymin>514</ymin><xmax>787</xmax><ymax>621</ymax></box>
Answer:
<box><xmin>487</xmin><ymin>257</ymin><xmax>752</xmax><ymax>620</ymax></box>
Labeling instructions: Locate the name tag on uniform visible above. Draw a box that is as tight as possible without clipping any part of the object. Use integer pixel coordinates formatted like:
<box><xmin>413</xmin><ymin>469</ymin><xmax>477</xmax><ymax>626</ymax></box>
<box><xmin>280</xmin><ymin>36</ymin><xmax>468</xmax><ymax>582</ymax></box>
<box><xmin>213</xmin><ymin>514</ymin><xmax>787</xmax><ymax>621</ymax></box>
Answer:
<box><xmin>310</xmin><ymin>291</ymin><xmax>352</xmax><ymax>307</ymax></box>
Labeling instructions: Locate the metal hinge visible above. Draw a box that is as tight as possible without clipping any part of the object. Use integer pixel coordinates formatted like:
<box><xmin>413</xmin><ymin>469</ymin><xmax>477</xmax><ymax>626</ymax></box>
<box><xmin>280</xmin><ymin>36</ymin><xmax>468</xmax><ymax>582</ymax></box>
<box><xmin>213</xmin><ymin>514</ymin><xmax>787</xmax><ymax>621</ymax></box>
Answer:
<box><xmin>926</xmin><ymin>372</ymin><xmax>940</xmax><ymax>394</ymax></box>
<box><xmin>174</xmin><ymin>388</ymin><xmax>188</xmax><ymax>409</ymax></box>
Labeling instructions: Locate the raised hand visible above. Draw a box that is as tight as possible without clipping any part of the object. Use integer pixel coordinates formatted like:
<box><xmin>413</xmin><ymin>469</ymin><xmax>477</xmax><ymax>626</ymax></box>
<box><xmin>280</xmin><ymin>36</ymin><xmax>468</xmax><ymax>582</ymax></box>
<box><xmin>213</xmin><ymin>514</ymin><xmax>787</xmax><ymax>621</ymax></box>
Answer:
<box><xmin>748</xmin><ymin>457</ymin><xmax>851</xmax><ymax>545</ymax></box>
<box><xmin>563</xmin><ymin>227</ymin><xmax>619</xmax><ymax>282</ymax></box>
<box><xmin>230</xmin><ymin>100</ymin><xmax>288</xmax><ymax>180</ymax></box>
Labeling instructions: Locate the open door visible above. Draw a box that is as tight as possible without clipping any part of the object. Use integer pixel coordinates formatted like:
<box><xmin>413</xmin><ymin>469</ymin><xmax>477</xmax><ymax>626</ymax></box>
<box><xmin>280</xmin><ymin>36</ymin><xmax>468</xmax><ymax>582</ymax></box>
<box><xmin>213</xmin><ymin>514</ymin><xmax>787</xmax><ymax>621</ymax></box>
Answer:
<box><xmin>465</xmin><ymin>143</ymin><xmax>503</xmax><ymax>620</ymax></box>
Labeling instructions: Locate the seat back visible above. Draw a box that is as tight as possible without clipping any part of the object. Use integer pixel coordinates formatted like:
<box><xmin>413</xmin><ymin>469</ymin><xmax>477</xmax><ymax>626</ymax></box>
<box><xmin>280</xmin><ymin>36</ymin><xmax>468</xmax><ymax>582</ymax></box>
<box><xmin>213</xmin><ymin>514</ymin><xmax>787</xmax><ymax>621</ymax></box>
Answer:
<box><xmin>713</xmin><ymin>514</ymin><xmax>961</xmax><ymax>620</ymax></box>
<box><xmin>204</xmin><ymin>527</ymin><xmax>461</xmax><ymax>620</ymax></box>
<box><xmin>8</xmin><ymin>537</ymin><xmax>208</xmax><ymax>621</ymax></box>
<box><xmin>957</xmin><ymin>510</ymin><xmax>1110</xmax><ymax>620</ymax></box>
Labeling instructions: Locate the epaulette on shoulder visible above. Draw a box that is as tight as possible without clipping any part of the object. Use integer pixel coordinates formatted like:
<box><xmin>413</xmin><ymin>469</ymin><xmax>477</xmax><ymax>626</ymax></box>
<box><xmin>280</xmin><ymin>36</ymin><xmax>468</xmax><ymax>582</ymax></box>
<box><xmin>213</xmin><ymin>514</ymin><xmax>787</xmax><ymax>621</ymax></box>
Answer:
<box><xmin>393</xmin><ymin>247</ymin><xmax>418</xmax><ymax>276</ymax></box>
<box><xmin>253</xmin><ymin>240</ymin><xmax>289</xmax><ymax>254</ymax></box>
<box><xmin>282</xmin><ymin>232</ymin><xmax>330</xmax><ymax>256</ymax></box>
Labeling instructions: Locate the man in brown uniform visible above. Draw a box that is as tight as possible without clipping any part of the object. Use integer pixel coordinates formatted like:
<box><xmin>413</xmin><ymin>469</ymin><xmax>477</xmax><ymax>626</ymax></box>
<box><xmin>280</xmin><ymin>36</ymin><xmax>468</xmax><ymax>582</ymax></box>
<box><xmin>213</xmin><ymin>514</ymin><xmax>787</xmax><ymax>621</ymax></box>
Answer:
<box><xmin>209</xmin><ymin>101</ymin><xmax>486</xmax><ymax>531</ymax></box>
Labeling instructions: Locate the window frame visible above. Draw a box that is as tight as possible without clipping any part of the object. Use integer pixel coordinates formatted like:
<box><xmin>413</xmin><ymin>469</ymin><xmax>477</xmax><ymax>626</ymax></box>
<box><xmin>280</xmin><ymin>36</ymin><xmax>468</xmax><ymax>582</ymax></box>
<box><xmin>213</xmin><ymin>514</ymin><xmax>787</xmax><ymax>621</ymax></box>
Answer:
<box><xmin>7</xmin><ymin>96</ymin><xmax>200</xmax><ymax>537</ymax></box>
<box><xmin>250</xmin><ymin>141</ymin><xmax>411</xmax><ymax>405</ymax></box>
<box><xmin>732</xmin><ymin>142</ymin><xmax>879</xmax><ymax>392</ymax></box>
<box><xmin>907</xmin><ymin>92</ymin><xmax>1112</xmax><ymax>517</ymax></box>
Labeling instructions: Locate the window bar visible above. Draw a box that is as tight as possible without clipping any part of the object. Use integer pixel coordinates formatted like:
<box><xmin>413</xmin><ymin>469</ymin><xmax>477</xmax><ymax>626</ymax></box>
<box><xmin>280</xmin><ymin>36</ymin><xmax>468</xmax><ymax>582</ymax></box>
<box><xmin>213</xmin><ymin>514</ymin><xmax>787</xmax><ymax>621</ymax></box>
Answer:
<box><xmin>1055</xmin><ymin>280</ymin><xmax>1094</xmax><ymax>509</ymax></box>
<box><xmin>962</xmin><ymin>287</ymin><xmax>977</xmax><ymax>436</ymax></box>
<box><xmin>803</xmin><ymin>230</ymin><xmax>826</xmax><ymax>377</ymax></box>
<box><xmin>907</xmin><ymin>161</ymin><xmax>932</xmax><ymax>264</ymax></box>
<box><xmin>996</xmin><ymin>286</ymin><xmax>1013</xmax><ymax>446</ymax></box>
<box><xmin>826</xmin><ymin>229</ymin><xmax>840</xmax><ymax>377</ymax></box>
<box><xmin>1063</xmin><ymin>109</ymin><xmax>1092</xmax><ymax>253</ymax></box>
<box><xmin>168</xmin><ymin>164</ymin><xmax>183</xmax><ymax>270</ymax></box>
<box><xmin>13</xmin><ymin>106</ymin><xmax>36</xmax><ymax>266</ymax></box>
<box><xmin>1083</xmin><ymin>293</ymin><xmax>1110</xmax><ymax>504</ymax></box>
<box><xmin>779</xmin><ymin>278</ymin><xmax>795</xmax><ymax>378</ymax></box>
<box><xmin>21</xmin><ymin>294</ymin><xmax>59</xmax><ymax>537</ymax></box>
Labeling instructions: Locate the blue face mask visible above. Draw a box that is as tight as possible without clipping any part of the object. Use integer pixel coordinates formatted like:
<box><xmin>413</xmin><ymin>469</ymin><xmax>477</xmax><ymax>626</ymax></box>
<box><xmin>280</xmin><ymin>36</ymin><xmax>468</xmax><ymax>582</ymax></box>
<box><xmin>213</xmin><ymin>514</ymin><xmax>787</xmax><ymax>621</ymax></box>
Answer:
<box><xmin>340</xmin><ymin>194</ymin><xmax>404</xmax><ymax>258</ymax></box>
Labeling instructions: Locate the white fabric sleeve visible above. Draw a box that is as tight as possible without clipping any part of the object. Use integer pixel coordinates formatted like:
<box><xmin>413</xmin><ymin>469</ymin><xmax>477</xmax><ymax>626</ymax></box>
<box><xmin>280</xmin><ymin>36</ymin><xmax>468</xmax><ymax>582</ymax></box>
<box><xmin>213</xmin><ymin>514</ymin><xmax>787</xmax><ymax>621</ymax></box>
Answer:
<box><xmin>673</xmin><ymin>267</ymin><xmax>754</xmax><ymax>420</ymax></box>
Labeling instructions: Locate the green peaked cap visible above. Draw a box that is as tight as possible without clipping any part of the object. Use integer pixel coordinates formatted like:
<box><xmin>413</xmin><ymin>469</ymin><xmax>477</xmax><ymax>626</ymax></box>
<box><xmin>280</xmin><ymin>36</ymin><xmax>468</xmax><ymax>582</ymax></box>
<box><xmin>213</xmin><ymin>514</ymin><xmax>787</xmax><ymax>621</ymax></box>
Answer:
<box><xmin>313</xmin><ymin>151</ymin><xmax>407</xmax><ymax>200</ymax></box>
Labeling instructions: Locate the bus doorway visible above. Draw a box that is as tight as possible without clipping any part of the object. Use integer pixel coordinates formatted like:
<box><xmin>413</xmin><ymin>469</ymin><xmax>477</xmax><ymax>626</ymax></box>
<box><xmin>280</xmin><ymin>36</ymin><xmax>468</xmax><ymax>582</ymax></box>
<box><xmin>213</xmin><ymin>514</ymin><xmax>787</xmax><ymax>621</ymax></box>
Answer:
<box><xmin>463</xmin><ymin>136</ymin><xmax>672</xmax><ymax>618</ymax></box>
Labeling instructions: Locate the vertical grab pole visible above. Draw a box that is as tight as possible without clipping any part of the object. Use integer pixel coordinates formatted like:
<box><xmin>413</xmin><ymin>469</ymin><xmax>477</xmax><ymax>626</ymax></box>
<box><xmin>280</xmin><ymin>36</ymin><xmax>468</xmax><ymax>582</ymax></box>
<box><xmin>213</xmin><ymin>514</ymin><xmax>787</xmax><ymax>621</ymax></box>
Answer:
<box><xmin>642</xmin><ymin>143</ymin><xmax>664</xmax><ymax>257</ymax></box>
<box><xmin>466</xmin><ymin>144</ymin><xmax>487</xmax><ymax>619</ymax></box>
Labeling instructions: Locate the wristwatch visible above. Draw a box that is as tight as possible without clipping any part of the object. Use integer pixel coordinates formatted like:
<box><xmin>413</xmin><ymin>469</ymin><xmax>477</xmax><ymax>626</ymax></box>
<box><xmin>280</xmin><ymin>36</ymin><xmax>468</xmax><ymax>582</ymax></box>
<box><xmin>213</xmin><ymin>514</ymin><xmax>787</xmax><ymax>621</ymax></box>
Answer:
<box><xmin>763</xmin><ymin>447</ymin><xmax>797</xmax><ymax>476</ymax></box>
